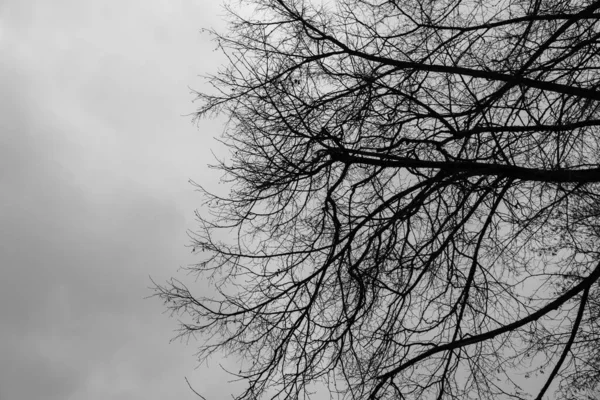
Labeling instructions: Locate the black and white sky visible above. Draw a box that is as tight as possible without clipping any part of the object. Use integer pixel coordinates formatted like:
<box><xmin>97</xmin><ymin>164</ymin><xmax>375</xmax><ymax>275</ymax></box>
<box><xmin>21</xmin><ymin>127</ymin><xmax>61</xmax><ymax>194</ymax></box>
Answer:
<box><xmin>0</xmin><ymin>1</ymin><xmax>238</xmax><ymax>399</ymax></box>
<box><xmin>0</xmin><ymin>1</ymin><xmax>583</xmax><ymax>399</ymax></box>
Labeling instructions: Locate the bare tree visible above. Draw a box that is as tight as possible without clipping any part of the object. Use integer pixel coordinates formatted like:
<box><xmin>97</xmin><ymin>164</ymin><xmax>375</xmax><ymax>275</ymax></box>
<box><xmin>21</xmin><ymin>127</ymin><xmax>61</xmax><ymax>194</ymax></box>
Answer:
<box><xmin>154</xmin><ymin>0</ymin><xmax>600</xmax><ymax>399</ymax></box>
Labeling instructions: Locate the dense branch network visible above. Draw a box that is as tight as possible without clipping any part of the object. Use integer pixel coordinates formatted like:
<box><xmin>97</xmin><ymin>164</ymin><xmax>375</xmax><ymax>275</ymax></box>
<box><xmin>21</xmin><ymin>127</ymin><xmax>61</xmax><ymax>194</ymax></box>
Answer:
<box><xmin>154</xmin><ymin>1</ymin><xmax>600</xmax><ymax>399</ymax></box>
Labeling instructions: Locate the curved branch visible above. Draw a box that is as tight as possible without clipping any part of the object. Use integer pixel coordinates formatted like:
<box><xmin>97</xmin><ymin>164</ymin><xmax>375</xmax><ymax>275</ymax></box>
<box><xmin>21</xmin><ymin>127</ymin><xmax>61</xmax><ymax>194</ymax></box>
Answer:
<box><xmin>534</xmin><ymin>285</ymin><xmax>590</xmax><ymax>400</ymax></box>
<box><xmin>372</xmin><ymin>261</ymin><xmax>600</xmax><ymax>396</ymax></box>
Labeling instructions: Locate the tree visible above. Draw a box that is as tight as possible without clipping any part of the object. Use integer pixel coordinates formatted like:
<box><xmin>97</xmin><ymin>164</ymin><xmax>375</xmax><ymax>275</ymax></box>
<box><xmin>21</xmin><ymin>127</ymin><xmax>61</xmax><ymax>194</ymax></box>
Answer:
<box><xmin>154</xmin><ymin>0</ymin><xmax>600</xmax><ymax>399</ymax></box>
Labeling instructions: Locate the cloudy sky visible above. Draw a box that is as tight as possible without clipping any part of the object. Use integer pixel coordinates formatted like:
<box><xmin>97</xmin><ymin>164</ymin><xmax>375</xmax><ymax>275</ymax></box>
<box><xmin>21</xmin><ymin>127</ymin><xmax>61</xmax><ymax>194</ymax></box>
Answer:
<box><xmin>0</xmin><ymin>1</ymin><xmax>241</xmax><ymax>399</ymax></box>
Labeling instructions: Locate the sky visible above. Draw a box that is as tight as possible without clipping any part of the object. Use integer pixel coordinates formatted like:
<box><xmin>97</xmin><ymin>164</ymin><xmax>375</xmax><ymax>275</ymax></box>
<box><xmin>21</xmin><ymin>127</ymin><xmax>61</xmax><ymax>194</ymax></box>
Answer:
<box><xmin>0</xmin><ymin>1</ymin><xmax>240</xmax><ymax>399</ymax></box>
<box><xmin>0</xmin><ymin>2</ymin><xmax>585</xmax><ymax>400</ymax></box>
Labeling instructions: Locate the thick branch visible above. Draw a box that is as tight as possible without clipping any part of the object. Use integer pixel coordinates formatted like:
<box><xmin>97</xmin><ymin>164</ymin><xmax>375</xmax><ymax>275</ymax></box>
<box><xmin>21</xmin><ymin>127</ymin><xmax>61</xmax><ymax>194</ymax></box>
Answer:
<box><xmin>372</xmin><ymin>262</ymin><xmax>600</xmax><ymax>397</ymax></box>
<box><xmin>444</xmin><ymin>120</ymin><xmax>600</xmax><ymax>140</ymax></box>
<box><xmin>279</xmin><ymin>0</ymin><xmax>600</xmax><ymax>101</ymax></box>
<box><xmin>534</xmin><ymin>286</ymin><xmax>590</xmax><ymax>400</ymax></box>
<box><xmin>428</xmin><ymin>12</ymin><xmax>600</xmax><ymax>32</ymax></box>
<box><xmin>329</xmin><ymin>150</ymin><xmax>600</xmax><ymax>183</ymax></box>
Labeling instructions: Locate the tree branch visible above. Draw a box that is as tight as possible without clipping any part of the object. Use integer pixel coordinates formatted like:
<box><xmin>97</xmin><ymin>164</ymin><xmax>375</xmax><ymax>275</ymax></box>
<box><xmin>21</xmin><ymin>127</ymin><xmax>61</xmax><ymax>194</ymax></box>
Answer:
<box><xmin>329</xmin><ymin>149</ymin><xmax>600</xmax><ymax>183</ymax></box>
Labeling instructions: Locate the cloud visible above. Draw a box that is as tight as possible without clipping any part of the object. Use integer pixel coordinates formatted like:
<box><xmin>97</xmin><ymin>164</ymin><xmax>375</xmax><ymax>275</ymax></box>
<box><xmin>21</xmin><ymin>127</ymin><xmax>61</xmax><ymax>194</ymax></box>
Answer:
<box><xmin>0</xmin><ymin>1</ymin><xmax>236</xmax><ymax>399</ymax></box>
<box><xmin>0</xmin><ymin>70</ymin><xmax>194</xmax><ymax>399</ymax></box>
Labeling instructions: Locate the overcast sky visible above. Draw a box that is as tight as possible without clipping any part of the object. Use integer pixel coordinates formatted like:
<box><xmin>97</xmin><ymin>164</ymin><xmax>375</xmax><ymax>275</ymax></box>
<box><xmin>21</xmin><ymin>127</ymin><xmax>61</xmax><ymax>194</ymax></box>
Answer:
<box><xmin>0</xmin><ymin>1</ymin><xmax>242</xmax><ymax>399</ymax></box>
<box><xmin>0</xmin><ymin>1</ymin><xmax>584</xmax><ymax>400</ymax></box>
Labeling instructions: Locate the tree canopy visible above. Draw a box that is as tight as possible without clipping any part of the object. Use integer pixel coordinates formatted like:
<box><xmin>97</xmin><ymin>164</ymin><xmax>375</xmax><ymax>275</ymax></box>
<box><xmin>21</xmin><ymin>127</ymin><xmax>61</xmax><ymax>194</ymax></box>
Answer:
<box><xmin>155</xmin><ymin>0</ymin><xmax>600</xmax><ymax>399</ymax></box>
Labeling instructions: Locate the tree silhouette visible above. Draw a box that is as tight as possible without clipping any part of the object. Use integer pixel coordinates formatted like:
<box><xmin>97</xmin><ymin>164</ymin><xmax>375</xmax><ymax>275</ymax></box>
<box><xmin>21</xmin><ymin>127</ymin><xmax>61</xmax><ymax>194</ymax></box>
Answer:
<box><xmin>154</xmin><ymin>0</ymin><xmax>600</xmax><ymax>399</ymax></box>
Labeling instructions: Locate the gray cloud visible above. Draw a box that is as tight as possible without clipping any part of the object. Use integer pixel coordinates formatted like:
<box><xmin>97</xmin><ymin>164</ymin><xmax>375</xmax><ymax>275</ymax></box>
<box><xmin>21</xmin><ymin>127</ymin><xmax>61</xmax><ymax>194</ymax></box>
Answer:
<box><xmin>0</xmin><ymin>1</ymin><xmax>236</xmax><ymax>399</ymax></box>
